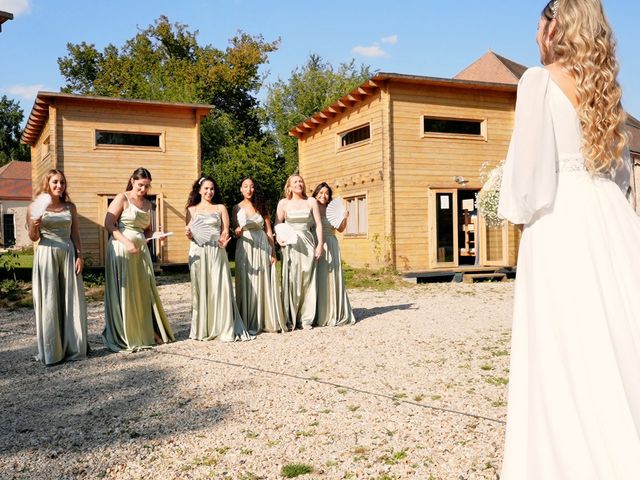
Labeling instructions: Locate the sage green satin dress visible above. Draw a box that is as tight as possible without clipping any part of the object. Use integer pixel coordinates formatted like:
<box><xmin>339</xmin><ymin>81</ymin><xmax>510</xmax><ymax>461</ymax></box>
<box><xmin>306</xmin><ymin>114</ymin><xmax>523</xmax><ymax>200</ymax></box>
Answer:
<box><xmin>32</xmin><ymin>209</ymin><xmax>88</xmax><ymax>365</ymax></box>
<box><xmin>234</xmin><ymin>211</ymin><xmax>287</xmax><ymax>334</ymax></box>
<box><xmin>189</xmin><ymin>212</ymin><xmax>252</xmax><ymax>342</ymax></box>
<box><xmin>103</xmin><ymin>202</ymin><xmax>174</xmax><ymax>352</ymax></box>
<box><xmin>315</xmin><ymin>217</ymin><xmax>356</xmax><ymax>327</ymax></box>
<box><xmin>281</xmin><ymin>209</ymin><xmax>317</xmax><ymax>330</ymax></box>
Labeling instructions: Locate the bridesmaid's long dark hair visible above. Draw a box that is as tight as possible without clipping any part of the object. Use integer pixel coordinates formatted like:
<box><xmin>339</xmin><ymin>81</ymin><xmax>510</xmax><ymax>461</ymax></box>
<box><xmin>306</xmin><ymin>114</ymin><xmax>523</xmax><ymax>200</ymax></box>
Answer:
<box><xmin>186</xmin><ymin>175</ymin><xmax>223</xmax><ymax>210</ymax></box>
<box><xmin>125</xmin><ymin>167</ymin><xmax>152</xmax><ymax>191</ymax></box>
<box><xmin>241</xmin><ymin>176</ymin><xmax>269</xmax><ymax>218</ymax></box>
<box><xmin>311</xmin><ymin>182</ymin><xmax>333</xmax><ymax>203</ymax></box>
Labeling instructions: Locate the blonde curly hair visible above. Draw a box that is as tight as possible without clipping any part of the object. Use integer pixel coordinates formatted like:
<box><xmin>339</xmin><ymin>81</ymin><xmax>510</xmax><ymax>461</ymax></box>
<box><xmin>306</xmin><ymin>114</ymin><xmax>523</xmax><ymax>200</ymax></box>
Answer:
<box><xmin>542</xmin><ymin>0</ymin><xmax>627</xmax><ymax>174</ymax></box>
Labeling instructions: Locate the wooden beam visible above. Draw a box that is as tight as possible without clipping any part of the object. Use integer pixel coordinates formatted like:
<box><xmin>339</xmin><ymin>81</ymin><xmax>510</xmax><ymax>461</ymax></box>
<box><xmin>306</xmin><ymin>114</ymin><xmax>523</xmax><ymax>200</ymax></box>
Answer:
<box><xmin>337</xmin><ymin>100</ymin><xmax>352</xmax><ymax>108</ymax></box>
<box><xmin>327</xmin><ymin>106</ymin><xmax>343</xmax><ymax>114</ymax></box>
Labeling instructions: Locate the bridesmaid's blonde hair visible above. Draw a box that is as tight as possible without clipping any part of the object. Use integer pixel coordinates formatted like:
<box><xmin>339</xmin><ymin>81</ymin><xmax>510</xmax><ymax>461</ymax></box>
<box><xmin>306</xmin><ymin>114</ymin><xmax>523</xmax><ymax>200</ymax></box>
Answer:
<box><xmin>542</xmin><ymin>0</ymin><xmax>627</xmax><ymax>174</ymax></box>
<box><xmin>283</xmin><ymin>174</ymin><xmax>307</xmax><ymax>200</ymax></box>
<box><xmin>36</xmin><ymin>169</ymin><xmax>70</xmax><ymax>203</ymax></box>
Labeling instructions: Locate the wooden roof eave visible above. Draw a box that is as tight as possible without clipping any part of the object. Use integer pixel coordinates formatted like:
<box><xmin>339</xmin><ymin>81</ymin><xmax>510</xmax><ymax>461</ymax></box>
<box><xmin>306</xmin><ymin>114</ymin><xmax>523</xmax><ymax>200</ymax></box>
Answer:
<box><xmin>290</xmin><ymin>81</ymin><xmax>380</xmax><ymax>139</ymax></box>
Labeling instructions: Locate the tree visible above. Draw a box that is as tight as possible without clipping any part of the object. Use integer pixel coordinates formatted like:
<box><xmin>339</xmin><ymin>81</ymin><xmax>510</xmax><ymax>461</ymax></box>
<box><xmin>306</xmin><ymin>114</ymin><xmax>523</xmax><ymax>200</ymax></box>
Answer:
<box><xmin>58</xmin><ymin>16</ymin><xmax>279</xmax><ymax>159</ymax></box>
<box><xmin>0</xmin><ymin>95</ymin><xmax>30</xmax><ymax>165</ymax></box>
<box><xmin>265</xmin><ymin>54</ymin><xmax>373</xmax><ymax>175</ymax></box>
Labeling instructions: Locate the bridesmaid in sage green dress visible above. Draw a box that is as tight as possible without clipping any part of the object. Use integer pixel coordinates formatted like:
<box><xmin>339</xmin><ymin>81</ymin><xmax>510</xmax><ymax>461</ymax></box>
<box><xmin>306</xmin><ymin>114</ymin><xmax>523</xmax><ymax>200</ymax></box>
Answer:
<box><xmin>28</xmin><ymin>169</ymin><xmax>88</xmax><ymax>365</ymax></box>
<box><xmin>312</xmin><ymin>182</ymin><xmax>356</xmax><ymax>327</ymax></box>
<box><xmin>103</xmin><ymin>168</ymin><xmax>174</xmax><ymax>352</ymax></box>
<box><xmin>232</xmin><ymin>177</ymin><xmax>286</xmax><ymax>334</ymax></box>
<box><xmin>185</xmin><ymin>176</ymin><xmax>251</xmax><ymax>342</ymax></box>
<box><xmin>276</xmin><ymin>174</ymin><xmax>324</xmax><ymax>330</ymax></box>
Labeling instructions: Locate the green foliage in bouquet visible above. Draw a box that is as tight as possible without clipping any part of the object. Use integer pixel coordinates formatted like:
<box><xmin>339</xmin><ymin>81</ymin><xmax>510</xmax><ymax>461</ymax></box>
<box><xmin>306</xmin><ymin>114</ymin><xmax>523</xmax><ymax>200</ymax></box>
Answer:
<box><xmin>476</xmin><ymin>161</ymin><xmax>504</xmax><ymax>228</ymax></box>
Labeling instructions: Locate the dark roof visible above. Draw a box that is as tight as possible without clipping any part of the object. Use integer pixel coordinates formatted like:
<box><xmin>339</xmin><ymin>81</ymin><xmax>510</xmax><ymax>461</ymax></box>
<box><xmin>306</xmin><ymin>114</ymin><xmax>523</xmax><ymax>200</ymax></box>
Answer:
<box><xmin>21</xmin><ymin>91</ymin><xmax>214</xmax><ymax>146</ymax></box>
<box><xmin>0</xmin><ymin>161</ymin><xmax>31</xmax><ymax>201</ymax></box>
<box><xmin>0</xmin><ymin>11</ymin><xmax>13</xmax><ymax>32</ymax></box>
<box><xmin>627</xmin><ymin>113</ymin><xmax>640</xmax><ymax>154</ymax></box>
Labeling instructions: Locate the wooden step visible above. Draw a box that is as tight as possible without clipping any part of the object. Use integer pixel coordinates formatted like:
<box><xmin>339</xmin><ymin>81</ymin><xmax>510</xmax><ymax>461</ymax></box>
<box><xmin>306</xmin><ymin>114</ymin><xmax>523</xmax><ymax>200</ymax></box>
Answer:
<box><xmin>462</xmin><ymin>272</ymin><xmax>507</xmax><ymax>283</ymax></box>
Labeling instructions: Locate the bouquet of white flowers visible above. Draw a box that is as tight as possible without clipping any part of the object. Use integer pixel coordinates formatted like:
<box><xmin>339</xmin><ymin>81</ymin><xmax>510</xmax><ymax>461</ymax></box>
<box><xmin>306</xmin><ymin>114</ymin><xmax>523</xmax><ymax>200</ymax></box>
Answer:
<box><xmin>476</xmin><ymin>161</ymin><xmax>504</xmax><ymax>228</ymax></box>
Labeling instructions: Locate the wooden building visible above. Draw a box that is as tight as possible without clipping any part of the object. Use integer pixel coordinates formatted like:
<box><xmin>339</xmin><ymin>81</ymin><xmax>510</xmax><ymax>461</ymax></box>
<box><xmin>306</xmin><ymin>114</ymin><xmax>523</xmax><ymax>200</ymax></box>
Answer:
<box><xmin>292</xmin><ymin>53</ymin><xmax>522</xmax><ymax>277</ymax></box>
<box><xmin>21</xmin><ymin>92</ymin><xmax>212</xmax><ymax>267</ymax></box>
<box><xmin>0</xmin><ymin>161</ymin><xmax>31</xmax><ymax>248</ymax></box>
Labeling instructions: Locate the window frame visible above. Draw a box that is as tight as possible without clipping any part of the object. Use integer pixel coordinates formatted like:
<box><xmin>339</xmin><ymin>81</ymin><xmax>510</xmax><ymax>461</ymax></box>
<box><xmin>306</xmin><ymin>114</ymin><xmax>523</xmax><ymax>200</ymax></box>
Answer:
<box><xmin>421</xmin><ymin>115</ymin><xmax>487</xmax><ymax>141</ymax></box>
<box><xmin>93</xmin><ymin>129</ymin><xmax>166</xmax><ymax>152</ymax></box>
<box><xmin>343</xmin><ymin>193</ymin><xmax>368</xmax><ymax>237</ymax></box>
<box><xmin>336</xmin><ymin>123</ymin><xmax>371</xmax><ymax>152</ymax></box>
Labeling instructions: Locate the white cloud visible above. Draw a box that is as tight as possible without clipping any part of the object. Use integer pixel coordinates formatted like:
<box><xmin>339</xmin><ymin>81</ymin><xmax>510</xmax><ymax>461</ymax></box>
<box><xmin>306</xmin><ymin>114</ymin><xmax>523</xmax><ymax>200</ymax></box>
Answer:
<box><xmin>352</xmin><ymin>45</ymin><xmax>387</xmax><ymax>58</ymax></box>
<box><xmin>381</xmin><ymin>35</ymin><xmax>398</xmax><ymax>45</ymax></box>
<box><xmin>0</xmin><ymin>0</ymin><xmax>32</xmax><ymax>16</ymax></box>
<box><xmin>6</xmin><ymin>83</ymin><xmax>44</xmax><ymax>100</ymax></box>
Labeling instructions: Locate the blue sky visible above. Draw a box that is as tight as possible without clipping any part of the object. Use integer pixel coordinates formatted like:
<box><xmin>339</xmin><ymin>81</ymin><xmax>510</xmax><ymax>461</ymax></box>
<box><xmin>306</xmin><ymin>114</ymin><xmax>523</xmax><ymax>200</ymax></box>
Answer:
<box><xmin>1</xmin><ymin>0</ymin><xmax>639</xmax><ymax>121</ymax></box>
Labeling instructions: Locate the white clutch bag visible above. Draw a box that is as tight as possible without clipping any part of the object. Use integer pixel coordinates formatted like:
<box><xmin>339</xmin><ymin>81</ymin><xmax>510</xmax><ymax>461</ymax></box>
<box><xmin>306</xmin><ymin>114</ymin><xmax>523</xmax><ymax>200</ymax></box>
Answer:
<box><xmin>189</xmin><ymin>216</ymin><xmax>218</xmax><ymax>246</ymax></box>
<box><xmin>326</xmin><ymin>197</ymin><xmax>346</xmax><ymax>229</ymax></box>
<box><xmin>274</xmin><ymin>223</ymin><xmax>297</xmax><ymax>245</ymax></box>
<box><xmin>31</xmin><ymin>193</ymin><xmax>52</xmax><ymax>219</ymax></box>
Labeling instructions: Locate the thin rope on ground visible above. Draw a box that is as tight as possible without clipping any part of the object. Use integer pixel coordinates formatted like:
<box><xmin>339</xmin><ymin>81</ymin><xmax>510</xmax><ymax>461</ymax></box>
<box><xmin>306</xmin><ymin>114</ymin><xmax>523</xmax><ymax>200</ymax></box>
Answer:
<box><xmin>151</xmin><ymin>347</ymin><xmax>506</xmax><ymax>425</ymax></box>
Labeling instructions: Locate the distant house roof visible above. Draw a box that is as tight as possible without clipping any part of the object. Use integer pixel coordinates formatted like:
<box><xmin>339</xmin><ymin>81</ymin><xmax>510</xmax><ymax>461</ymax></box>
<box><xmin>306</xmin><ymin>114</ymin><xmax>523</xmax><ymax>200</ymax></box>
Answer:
<box><xmin>454</xmin><ymin>50</ymin><xmax>528</xmax><ymax>85</ymax></box>
<box><xmin>289</xmin><ymin>72</ymin><xmax>517</xmax><ymax>139</ymax></box>
<box><xmin>0</xmin><ymin>161</ymin><xmax>32</xmax><ymax>201</ymax></box>
<box><xmin>0</xmin><ymin>11</ymin><xmax>13</xmax><ymax>32</ymax></box>
<box><xmin>21</xmin><ymin>91</ymin><xmax>214</xmax><ymax>146</ymax></box>
<box><xmin>627</xmin><ymin>114</ymin><xmax>640</xmax><ymax>155</ymax></box>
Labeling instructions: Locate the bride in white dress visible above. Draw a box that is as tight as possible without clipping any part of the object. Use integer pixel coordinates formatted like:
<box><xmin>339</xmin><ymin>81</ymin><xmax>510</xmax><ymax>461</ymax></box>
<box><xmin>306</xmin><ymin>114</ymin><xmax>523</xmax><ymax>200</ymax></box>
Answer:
<box><xmin>499</xmin><ymin>1</ymin><xmax>640</xmax><ymax>478</ymax></box>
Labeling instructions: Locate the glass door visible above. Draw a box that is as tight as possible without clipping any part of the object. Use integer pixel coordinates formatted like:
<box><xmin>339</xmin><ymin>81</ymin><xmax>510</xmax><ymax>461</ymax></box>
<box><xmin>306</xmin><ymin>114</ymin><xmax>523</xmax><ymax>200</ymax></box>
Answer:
<box><xmin>478</xmin><ymin>216</ymin><xmax>508</xmax><ymax>266</ymax></box>
<box><xmin>432</xmin><ymin>189</ymin><xmax>458</xmax><ymax>267</ymax></box>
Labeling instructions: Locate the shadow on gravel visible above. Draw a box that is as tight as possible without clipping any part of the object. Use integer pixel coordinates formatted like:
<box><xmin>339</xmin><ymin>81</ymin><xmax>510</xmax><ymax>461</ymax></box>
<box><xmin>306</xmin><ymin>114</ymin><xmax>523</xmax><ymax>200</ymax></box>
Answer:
<box><xmin>0</xmin><ymin>352</ymin><xmax>230</xmax><ymax>468</ymax></box>
<box><xmin>353</xmin><ymin>303</ymin><xmax>416</xmax><ymax>321</ymax></box>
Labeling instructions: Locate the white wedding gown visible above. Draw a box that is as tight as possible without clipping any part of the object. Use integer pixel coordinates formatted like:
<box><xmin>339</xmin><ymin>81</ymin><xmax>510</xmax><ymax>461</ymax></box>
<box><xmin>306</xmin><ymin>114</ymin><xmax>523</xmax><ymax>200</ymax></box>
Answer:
<box><xmin>499</xmin><ymin>67</ymin><xmax>640</xmax><ymax>479</ymax></box>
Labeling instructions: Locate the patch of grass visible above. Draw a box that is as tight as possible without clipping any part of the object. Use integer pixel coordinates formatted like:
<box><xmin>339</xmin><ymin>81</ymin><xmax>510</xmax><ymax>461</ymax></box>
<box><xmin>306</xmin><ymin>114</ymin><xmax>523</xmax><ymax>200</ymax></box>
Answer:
<box><xmin>485</xmin><ymin>376</ymin><xmax>509</xmax><ymax>386</ymax></box>
<box><xmin>295</xmin><ymin>430</ymin><xmax>315</xmax><ymax>438</ymax></box>
<box><xmin>0</xmin><ymin>279</ymin><xmax>32</xmax><ymax>309</ymax></box>
<box><xmin>347</xmin><ymin>405</ymin><xmax>360</xmax><ymax>412</ymax></box>
<box><xmin>413</xmin><ymin>394</ymin><xmax>425</xmax><ymax>402</ymax></box>
<box><xmin>491</xmin><ymin>349</ymin><xmax>509</xmax><ymax>357</ymax></box>
<box><xmin>240</xmin><ymin>448</ymin><xmax>253</xmax><ymax>455</ymax></box>
<box><xmin>215</xmin><ymin>446</ymin><xmax>230</xmax><ymax>454</ymax></box>
<box><xmin>244</xmin><ymin>430</ymin><xmax>259</xmax><ymax>439</ymax></box>
<box><xmin>336</xmin><ymin>388</ymin><xmax>347</xmax><ymax>395</ymax></box>
<box><xmin>492</xmin><ymin>400</ymin><xmax>507</xmax><ymax>407</ymax></box>
<box><xmin>392</xmin><ymin>392</ymin><xmax>407</xmax><ymax>400</ymax></box>
<box><xmin>342</xmin><ymin>264</ymin><xmax>406</xmax><ymax>290</ymax></box>
<box><xmin>480</xmin><ymin>363</ymin><xmax>493</xmax><ymax>371</ymax></box>
<box><xmin>281</xmin><ymin>463</ymin><xmax>313</xmax><ymax>478</ymax></box>
<box><xmin>379</xmin><ymin>449</ymin><xmax>408</xmax><ymax>465</ymax></box>
<box><xmin>430</xmin><ymin>395</ymin><xmax>442</xmax><ymax>401</ymax></box>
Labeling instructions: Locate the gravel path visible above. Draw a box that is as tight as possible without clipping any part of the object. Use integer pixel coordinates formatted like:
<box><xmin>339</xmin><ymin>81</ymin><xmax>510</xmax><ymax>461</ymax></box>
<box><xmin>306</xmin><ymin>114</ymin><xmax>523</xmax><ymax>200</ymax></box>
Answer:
<box><xmin>0</xmin><ymin>279</ymin><xmax>513</xmax><ymax>479</ymax></box>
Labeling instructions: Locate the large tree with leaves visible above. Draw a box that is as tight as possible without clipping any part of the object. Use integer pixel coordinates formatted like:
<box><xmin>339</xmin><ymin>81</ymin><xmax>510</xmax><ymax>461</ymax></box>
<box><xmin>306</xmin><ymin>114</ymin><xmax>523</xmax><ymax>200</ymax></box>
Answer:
<box><xmin>58</xmin><ymin>16</ymin><xmax>279</xmax><ymax>162</ymax></box>
<box><xmin>0</xmin><ymin>96</ymin><xmax>30</xmax><ymax>166</ymax></box>
<box><xmin>265</xmin><ymin>54</ymin><xmax>372</xmax><ymax>175</ymax></box>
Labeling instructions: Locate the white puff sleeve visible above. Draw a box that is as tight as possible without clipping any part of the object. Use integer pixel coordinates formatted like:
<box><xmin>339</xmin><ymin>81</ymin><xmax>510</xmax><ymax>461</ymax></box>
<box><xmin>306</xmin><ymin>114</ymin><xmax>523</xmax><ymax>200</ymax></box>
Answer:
<box><xmin>498</xmin><ymin>67</ymin><xmax>558</xmax><ymax>225</ymax></box>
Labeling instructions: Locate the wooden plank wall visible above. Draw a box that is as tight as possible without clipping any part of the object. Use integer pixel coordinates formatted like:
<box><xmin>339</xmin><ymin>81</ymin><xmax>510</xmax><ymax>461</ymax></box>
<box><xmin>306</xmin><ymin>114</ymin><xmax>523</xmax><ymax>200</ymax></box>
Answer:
<box><xmin>298</xmin><ymin>93</ymin><xmax>387</xmax><ymax>268</ymax></box>
<box><xmin>388</xmin><ymin>81</ymin><xmax>515</xmax><ymax>271</ymax></box>
<box><xmin>49</xmin><ymin>99</ymin><xmax>200</xmax><ymax>266</ymax></box>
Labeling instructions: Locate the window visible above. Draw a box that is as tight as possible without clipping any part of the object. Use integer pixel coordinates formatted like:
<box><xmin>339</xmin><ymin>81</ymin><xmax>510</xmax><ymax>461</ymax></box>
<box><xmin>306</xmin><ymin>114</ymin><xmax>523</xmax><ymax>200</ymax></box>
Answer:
<box><xmin>95</xmin><ymin>131</ymin><xmax>161</xmax><ymax>148</ymax></box>
<box><xmin>2</xmin><ymin>214</ymin><xmax>15</xmax><ymax>248</ymax></box>
<box><xmin>339</xmin><ymin>124</ymin><xmax>370</xmax><ymax>148</ymax></box>
<box><xmin>345</xmin><ymin>195</ymin><xmax>367</xmax><ymax>235</ymax></box>
<box><xmin>423</xmin><ymin>117</ymin><xmax>484</xmax><ymax>138</ymax></box>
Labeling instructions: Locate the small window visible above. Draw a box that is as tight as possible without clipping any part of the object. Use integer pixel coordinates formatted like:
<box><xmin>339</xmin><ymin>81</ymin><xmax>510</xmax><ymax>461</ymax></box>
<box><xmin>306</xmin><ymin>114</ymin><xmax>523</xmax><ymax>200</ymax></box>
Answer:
<box><xmin>96</xmin><ymin>131</ymin><xmax>161</xmax><ymax>148</ymax></box>
<box><xmin>423</xmin><ymin>117</ymin><xmax>483</xmax><ymax>137</ymax></box>
<box><xmin>339</xmin><ymin>124</ymin><xmax>370</xmax><ymax>148</ymax></box>
<box><xmin>345</xmin><ymin>195</ymin><xmax>367</xmax><ymax>235</ymax></box>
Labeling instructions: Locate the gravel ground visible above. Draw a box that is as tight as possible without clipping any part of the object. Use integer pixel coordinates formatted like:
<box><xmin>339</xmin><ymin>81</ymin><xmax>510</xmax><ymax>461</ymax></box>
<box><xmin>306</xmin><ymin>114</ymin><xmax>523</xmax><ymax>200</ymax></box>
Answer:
<box><xmin>0</xmin><ymin>278</ymin><xmax>513</xmax><ymax>480</ymax></box>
